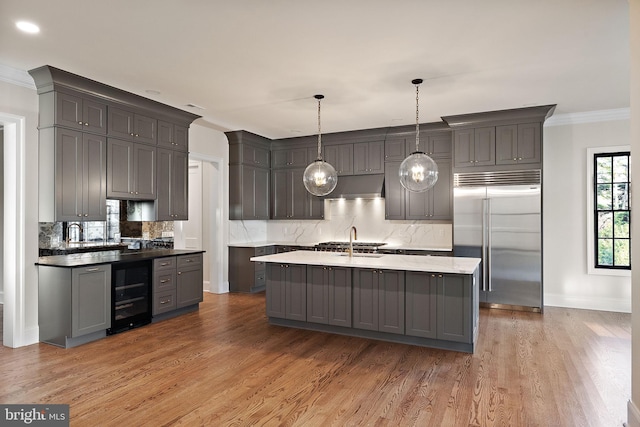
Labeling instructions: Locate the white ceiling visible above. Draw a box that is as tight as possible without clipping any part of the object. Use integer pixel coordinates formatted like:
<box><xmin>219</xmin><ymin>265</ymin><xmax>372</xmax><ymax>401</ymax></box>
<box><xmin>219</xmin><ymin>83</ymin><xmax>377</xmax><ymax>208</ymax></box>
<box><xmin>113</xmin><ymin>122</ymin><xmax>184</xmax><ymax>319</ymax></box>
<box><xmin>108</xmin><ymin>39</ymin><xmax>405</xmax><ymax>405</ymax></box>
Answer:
<box><xmin>0</xmin><ymin>0</ymin><xmax>630</xmax><ymax>139</ymax></box>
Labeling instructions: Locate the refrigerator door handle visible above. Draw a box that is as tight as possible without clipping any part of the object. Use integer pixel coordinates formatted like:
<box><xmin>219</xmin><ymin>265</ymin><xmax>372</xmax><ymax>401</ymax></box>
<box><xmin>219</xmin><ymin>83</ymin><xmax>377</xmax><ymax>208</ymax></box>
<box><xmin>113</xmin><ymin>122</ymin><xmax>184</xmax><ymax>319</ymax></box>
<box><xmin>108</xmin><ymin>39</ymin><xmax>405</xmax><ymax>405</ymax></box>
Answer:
<box><xmin>482</xmin><ymin>198</ymin><xmax>487</xmax><ymax>292</ymax></box>
<box><xmin>487</xmin><ymin>198</ymin><xmax>492</xmax><ymax>292</ymax></box>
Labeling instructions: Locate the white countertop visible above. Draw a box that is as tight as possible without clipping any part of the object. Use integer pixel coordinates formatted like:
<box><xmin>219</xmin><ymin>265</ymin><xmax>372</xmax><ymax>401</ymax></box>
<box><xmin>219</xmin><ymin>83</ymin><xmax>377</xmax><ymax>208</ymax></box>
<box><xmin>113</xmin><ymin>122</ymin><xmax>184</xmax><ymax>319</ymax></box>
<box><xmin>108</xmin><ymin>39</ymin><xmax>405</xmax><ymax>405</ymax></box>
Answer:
<box><xmin>251</xmin><ymin>250</ymin><xmax>480</xmax><ymax>275</ymax></box>
<box><xmin>230</xmin><ymin>242</ymin><xmax>452</xmax><ymax>251</ymax></box>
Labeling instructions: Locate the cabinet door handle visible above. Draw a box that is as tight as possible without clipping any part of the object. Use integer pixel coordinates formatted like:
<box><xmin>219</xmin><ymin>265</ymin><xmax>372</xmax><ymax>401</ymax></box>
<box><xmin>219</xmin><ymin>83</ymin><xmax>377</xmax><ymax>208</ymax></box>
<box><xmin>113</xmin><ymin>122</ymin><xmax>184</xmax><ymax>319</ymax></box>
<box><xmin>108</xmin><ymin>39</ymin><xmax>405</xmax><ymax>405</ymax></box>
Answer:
<box><xmin>78</xmin><ymin>121</ymin><xmax>83</xmax><ymax>125</ymax></box>
<box><xmin>85</xmin><ymin>267</ymin><xmax>100</xmax><ymax>272</ymax></box>
<box><xmin>177</xmin><ymin>271</ymin><xmax>182</xmax><ymax>275</ymax></box>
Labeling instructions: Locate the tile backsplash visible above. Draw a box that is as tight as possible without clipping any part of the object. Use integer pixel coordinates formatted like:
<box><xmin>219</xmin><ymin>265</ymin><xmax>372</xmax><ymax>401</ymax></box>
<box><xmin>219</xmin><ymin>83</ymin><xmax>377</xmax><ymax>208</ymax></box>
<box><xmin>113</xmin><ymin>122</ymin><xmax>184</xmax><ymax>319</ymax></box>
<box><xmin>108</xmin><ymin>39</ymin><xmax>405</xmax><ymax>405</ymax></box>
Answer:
<box><xmin>229</xmin><ymin>199</ymin><xmax>452</xmax><ymax>249</ymax></box>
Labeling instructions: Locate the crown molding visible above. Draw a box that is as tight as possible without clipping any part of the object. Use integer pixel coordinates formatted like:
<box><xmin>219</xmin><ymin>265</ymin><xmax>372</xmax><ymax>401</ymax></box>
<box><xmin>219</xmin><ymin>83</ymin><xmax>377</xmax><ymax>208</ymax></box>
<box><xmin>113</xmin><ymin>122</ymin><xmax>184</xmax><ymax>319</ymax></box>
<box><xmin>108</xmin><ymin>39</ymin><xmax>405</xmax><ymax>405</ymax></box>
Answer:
<box><xmin>0</xmin><ymin>63</ymin><xmax>35</xmax><ymax>89</ymax></box>
<box><xmin>544</xmin><ymin>108</ymin><xmax>630</xmax><ymax>126</ymax></box>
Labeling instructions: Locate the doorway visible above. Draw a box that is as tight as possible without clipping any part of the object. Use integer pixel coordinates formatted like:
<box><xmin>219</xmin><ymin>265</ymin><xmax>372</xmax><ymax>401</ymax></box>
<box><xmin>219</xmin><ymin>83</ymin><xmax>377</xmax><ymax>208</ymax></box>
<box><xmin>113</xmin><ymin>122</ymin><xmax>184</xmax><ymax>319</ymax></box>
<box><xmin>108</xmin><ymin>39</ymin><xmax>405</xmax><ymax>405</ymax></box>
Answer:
<box><xmin>174</xmin><ymin>153</ymin><xmax>226</xmax><ymax>294</ymax></box>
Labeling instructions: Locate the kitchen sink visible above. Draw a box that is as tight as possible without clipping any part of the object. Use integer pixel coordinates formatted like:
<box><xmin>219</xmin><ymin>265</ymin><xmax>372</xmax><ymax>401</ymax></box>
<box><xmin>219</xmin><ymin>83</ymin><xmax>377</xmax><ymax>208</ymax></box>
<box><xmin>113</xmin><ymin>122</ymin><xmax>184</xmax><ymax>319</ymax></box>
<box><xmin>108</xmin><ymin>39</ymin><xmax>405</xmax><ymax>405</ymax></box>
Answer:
<box><xmin>333</xmin><ymin>253</ymin><xmax>384</xmax><ymax>258</ymax></box>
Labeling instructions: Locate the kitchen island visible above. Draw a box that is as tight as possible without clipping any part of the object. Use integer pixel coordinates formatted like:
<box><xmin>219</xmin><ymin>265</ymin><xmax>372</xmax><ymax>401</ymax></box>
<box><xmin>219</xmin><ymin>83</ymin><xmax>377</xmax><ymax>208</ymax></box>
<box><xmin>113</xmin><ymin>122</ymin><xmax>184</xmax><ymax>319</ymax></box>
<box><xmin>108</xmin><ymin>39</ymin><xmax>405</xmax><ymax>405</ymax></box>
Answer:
<box><xmin>251</xmin><ymin>251</ymin><xmax>481</xmax><ymax>353</ymax></box>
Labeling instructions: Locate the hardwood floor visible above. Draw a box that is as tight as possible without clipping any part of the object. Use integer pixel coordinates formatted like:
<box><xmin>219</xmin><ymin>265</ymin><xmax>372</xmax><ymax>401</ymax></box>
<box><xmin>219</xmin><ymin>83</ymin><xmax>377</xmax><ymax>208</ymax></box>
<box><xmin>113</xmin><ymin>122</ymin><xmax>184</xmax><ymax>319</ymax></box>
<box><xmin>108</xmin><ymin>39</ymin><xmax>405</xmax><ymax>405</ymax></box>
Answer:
<box><xmin>0</xmin><ymin>293</ymin><xmax>630</xmax><ymax>426</ymax></box>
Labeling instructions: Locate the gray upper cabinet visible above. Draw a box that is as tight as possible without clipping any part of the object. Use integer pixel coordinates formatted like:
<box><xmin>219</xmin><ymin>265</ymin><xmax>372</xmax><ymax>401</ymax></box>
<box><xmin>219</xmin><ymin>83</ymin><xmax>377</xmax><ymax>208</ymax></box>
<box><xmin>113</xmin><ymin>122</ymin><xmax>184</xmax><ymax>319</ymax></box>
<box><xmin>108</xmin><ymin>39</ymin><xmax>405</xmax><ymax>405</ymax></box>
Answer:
<box><xmin>108</xmin><ymin>107</ymin><xmax>157</xmax><ymax>145</ymax></box>
<box><xmin>272</xmin><ymin>148</ymin><xmax>307</xmax><ymax>168</ymax></box>
<box><xmin>384</xmin><ymin>161</ymin><xmax>405</xmax><ymax>220</ymax></box>
<box><xmin>324</xmin><ymin>144</ymin><xmax>354</xmax><ymax>175</ymax></box>
<box><xmin>271</xmin><ymin>168</ymin><xmax>323</xmax><ymax>220</ymax></box>
<box><xmin>156</xmin><ymin>148</ymin><xmax>188</xmax><ymax>220</ymax></box>
<box><xmin>384</xmin><ymin>138</ymin><xmax>406</xmax><ymax>162</ymax></box>
<box><xmin>227</xmin><ymin>131</ymin><xmax>271</xmax><ymax>220</ymax></box>
<box><xmin>158</xmin><ymin>121</ymin><xmax>188</xmax><ymax>151</ymax></box>
<box><xmin>53</xmin><ymin>92</ymin><xmax>107</xmax><ymax>135</ymax></box>
<box><xmin>106</xmin><ymin>138</ymin><xmax>156</xmax><ymax>200</ymax></box>
<box><xmin>41</xmin><ymin>127</ymin><xmax>106</xmax><ymax>222</ymax></box>
<box><xmin>405</xmin><ymin>159</ymin><xmax>452</xmax><ymax>220</ymax></box>
<box><xmin>353</xmin><ymin>140</ymin><xmax>384</xmax><ymax>174</ymax></box>
<box><xmin>495</xmin><ymin>123</ymin><xmax>541</xmax><ymax>165</ymax></box>
<box><xmin>453</xmin><ymin>127</ymin><xmax>495</xmax><ymax>168</ymax></box>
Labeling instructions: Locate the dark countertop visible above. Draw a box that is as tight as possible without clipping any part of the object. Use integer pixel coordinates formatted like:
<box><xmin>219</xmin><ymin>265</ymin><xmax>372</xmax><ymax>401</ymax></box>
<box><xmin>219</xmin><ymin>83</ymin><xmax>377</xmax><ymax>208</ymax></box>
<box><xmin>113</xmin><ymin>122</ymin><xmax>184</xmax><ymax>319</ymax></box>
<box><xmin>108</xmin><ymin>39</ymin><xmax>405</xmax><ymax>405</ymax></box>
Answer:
<box><xmin>36</xmin><ymin>249</ymin><xmax>205</xmax><ymax>268</ymax></box>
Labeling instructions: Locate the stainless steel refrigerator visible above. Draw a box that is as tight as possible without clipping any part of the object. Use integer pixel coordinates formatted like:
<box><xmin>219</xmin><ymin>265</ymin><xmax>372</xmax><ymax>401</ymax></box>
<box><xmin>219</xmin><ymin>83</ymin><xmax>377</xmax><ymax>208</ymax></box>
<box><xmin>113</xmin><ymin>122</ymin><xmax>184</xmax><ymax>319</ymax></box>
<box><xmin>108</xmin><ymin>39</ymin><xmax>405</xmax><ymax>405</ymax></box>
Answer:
<box><xmin>453</xmin><ymin>170</ymin><xmax>542</xmax><ymax>311</ymax></box>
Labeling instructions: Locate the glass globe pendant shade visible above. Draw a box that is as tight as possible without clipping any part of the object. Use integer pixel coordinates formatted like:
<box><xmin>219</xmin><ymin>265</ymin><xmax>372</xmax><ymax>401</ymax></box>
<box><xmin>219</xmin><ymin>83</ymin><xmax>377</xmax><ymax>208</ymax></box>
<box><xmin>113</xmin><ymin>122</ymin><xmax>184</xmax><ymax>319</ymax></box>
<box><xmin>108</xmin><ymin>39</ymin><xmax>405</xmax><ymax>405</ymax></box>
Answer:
<box><xmin>399</xmin><ymin>151</ymin><xmax>438</xmax><ymax>192</ymax></box>
<box><xmin>303</xmin><ymin>159</ymin><xmax>338</xmax><ymax>196</ymax></box>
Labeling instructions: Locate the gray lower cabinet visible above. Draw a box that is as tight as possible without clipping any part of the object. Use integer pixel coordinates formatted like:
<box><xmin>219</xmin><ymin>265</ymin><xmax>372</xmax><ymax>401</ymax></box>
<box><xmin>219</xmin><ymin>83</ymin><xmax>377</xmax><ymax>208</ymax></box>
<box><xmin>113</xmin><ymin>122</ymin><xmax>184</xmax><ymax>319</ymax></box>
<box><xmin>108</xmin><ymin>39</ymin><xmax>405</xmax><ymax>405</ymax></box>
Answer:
<box><xmin>405</xmin><ymin>272</ymin><xmax>438</xmax><ymax>339</ymax></box>
<box><xmin>156</xmin><ymin>148</ymin><xmax>188</xmax><ymax>220</ymax></box>
<box><xmin>353</xmin><ymin>268</ymin><xmax>405</xmax><ymax>334</ymax></box>
<box><xmin>176</xmin><ymin>254</ymin><xmax>204</xmax><ymax>308</ymax></box>
<box><xmin>229</xmin><ymin>245</ymin><xmax>275</xmax><ymax>292</ymax></box>
<box><xmin>405</xmin><ymin>271</ymin><xmax>475</xmax><ymax>344</ymax></box>
<box><xmin>306</xmin><ymin>265</ymin><xmax>352</xmax><ymax>327</ymax></box>
<box><xmin>266</xmin><ymin>263</ymin><xmax>307</xmax><ymax>321</ymax></box>
<box><xmin>107</xmin><ymin>138</ymin><xmax>156</xmax><ymax>200</ymax></box>
<box><xmin>153</xmin><ymin>257</ymin><xmax>177</xmax><ymax>315</ymax></box>
<box><xmin>38</xmin><ymin>264</ymin><xmax>112</xmax><ymax>348</ymax></box>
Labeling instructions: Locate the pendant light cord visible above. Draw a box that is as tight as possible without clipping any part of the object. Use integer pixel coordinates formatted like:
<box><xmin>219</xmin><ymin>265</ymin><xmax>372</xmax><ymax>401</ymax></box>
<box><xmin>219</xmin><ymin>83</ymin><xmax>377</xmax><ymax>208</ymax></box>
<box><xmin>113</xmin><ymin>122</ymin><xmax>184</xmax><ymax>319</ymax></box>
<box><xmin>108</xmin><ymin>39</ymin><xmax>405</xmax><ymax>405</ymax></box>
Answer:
<box><xmin>317</xmin><ymin>97</ymin><xmax>322</xmax><ymax>159</ymax></box>
<box><xmin>415</xmin><ymin>81</ymin><xmax>420</xmax><ymax>152</ymax></box>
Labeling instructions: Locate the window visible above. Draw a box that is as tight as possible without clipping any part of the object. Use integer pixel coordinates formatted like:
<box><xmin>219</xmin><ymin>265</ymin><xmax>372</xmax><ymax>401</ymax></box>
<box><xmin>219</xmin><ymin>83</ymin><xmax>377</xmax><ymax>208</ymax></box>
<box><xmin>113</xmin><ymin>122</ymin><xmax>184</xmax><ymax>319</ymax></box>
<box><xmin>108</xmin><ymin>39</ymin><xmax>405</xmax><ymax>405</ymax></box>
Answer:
<box><xmin>593</xmin><ymin>151</ymin><xmax>630</xmax><ymax>269</ymax></box>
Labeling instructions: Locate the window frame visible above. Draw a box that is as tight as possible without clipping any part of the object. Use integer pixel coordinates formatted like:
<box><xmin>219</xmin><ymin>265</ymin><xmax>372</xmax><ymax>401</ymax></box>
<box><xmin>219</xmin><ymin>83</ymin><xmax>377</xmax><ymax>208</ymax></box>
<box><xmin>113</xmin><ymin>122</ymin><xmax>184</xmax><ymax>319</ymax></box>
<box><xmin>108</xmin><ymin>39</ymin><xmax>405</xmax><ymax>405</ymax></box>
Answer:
<box><xmin>586</xmin><ymin>146</ymin><xmax>631</xmax><ymax>276</ymax></box>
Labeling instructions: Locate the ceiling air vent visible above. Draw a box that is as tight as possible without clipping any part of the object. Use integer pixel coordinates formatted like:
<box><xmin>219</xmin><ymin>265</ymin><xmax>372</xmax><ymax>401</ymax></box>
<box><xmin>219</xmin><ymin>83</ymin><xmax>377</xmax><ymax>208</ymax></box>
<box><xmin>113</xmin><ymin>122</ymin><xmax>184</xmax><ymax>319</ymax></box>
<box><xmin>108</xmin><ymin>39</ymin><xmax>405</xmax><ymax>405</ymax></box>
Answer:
<box><xmin>185</xmin><ymin>103</ymin><xmax>206</xmax><ymax>110</ymax></box>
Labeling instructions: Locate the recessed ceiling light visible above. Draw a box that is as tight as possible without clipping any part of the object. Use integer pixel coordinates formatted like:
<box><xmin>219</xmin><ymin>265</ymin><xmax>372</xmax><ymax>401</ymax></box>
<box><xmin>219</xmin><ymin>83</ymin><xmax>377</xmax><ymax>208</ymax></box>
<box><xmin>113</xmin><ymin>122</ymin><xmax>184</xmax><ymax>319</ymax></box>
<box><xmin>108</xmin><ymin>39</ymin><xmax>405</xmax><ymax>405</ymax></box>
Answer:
<box><xmin>16</xmin><ymin>21</ymin><xmax>40</xmax><ymax>34</ymax></box>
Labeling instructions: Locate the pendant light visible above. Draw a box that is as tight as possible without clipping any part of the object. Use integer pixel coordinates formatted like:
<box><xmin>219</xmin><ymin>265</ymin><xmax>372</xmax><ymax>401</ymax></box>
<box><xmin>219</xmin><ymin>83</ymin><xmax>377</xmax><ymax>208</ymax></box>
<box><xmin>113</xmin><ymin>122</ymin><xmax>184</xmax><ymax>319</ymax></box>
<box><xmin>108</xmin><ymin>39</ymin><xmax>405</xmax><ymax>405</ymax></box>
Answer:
<box><xmin>303</xmin><ymin>94</ymin><xmax>338</xmax><ymax>196</ymax></box>
<box><xmin>398</xmin><ymin>79</ymin><xmax>438</xmax><ymax>192</ymax></box>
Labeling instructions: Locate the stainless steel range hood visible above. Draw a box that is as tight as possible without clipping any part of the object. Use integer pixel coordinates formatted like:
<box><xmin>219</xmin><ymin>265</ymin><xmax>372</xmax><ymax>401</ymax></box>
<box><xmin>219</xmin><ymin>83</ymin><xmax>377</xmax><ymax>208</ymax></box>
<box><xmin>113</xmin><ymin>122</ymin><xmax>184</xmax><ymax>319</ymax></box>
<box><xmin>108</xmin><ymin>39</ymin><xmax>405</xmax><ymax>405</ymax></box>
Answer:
<box><xmin>323</xmin><ymin>174</ymin><xmax>385</xmax><ymax>199</ymax></box>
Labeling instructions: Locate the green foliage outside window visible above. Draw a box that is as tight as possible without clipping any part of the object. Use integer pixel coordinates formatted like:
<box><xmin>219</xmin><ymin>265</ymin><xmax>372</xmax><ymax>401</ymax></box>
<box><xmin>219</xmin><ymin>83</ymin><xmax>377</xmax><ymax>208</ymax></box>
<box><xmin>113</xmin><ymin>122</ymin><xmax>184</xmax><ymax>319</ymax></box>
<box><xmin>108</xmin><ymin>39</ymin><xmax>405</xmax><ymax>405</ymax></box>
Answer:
<box><xmin>595</xmin><ymin>153</ymin><xmax>631</xmax><ymax>269</ymax></box>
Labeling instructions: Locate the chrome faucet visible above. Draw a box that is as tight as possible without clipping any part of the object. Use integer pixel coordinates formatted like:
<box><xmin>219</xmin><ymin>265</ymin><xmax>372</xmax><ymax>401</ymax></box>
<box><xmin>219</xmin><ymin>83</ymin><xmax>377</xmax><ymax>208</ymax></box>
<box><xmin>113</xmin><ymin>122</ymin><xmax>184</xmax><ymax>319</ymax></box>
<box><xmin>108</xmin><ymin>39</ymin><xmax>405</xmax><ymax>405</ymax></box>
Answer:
<box><xmin>348</xmin><ymin>226</ymin><xmax>358</xmax><ymax>257</ymax></box>
<box><xmin>66</xmin><ymin>223</ymin><xmax>83</xmax><ymax>245</ymax></box>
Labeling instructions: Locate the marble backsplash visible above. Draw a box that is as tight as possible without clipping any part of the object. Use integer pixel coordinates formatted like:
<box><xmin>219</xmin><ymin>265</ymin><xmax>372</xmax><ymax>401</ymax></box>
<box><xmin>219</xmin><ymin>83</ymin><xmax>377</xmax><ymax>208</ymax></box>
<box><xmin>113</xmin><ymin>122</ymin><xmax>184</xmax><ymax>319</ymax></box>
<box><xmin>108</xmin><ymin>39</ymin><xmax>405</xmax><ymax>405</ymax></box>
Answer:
<box><xmin>229</xmin><ymin>198</ymin><xmax>452</xmax><ymax>249</ymax></box>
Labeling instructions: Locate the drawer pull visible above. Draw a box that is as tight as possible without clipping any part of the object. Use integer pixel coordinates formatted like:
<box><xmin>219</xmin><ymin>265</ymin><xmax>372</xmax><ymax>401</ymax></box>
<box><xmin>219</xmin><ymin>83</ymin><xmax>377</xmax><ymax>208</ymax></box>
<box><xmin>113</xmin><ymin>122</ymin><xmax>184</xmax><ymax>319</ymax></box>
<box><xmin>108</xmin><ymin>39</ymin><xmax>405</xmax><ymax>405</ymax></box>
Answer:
<box><xmin>160</xmin><ymin>279</ymin><xmax>171</xmax><ymax>283</ymax></box>
<box><xmin>160</xmin><ymin>299</ymin><xmax>171</xmax><ymax>305</ymax></box>
<box><xmin>161</xmin><ymin>262</ymin><xmax>170</xmax><ymax>266</ymax></box>
<box><xmin>85</xmin><ymin>267</ymin><xmax>100</xmax><ymax>272</ymax></box>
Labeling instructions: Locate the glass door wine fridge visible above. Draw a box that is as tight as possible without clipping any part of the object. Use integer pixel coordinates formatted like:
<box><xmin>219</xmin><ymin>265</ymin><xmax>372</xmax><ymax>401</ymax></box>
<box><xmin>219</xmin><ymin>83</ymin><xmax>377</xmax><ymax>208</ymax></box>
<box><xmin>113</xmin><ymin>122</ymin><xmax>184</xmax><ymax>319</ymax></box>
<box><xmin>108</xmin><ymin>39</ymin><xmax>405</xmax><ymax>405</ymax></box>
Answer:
<box><xmin>107</xmin><ymin>260</ymin><xmax>152</xmax><ymax>335</ymax></box>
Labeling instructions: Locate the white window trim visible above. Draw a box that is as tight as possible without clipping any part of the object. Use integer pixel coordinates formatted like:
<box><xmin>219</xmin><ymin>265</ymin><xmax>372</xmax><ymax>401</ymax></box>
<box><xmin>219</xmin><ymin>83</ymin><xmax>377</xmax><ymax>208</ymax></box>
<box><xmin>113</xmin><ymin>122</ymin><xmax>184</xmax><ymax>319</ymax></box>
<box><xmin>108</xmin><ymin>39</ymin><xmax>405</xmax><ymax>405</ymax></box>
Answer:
<box><xmin>586</xmin><ymin>145</ymin><xmax>631</xmax><ymax>276</ymax></box>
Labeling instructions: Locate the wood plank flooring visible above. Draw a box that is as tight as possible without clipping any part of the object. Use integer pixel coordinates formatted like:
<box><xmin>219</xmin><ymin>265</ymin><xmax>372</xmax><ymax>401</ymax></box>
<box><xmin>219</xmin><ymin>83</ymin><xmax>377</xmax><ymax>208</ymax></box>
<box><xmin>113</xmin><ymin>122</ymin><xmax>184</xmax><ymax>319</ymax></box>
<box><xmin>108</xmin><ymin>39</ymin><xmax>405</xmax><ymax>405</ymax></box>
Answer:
<box><xmin>0</xmin><ymin>293</ymin><xmax>631</xmax><ymax>426</ymax></box>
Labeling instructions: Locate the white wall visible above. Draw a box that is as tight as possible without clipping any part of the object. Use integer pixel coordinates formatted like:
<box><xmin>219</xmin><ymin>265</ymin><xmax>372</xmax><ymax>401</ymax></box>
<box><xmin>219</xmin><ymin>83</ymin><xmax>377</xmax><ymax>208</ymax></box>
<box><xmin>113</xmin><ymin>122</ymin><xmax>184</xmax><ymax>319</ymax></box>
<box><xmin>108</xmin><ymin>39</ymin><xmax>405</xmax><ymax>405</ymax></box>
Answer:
<box><xmin>629</xmin><ymin>1</ymin><xmax>639</xmax><ymax>425</ymax></box>
<box><xmin>543</xmin><ymin>118</ymin><xmax>631</xmax><ymax>312</ymax></box>
<box><xmin>0</xmin><ymin>78</ymin><xmax>40</xmax><ymax>346</ymax></box>
<box><xmin>0</xmin><ymin>127</ymin><xmax>4</xmax><ymax>303</ymax></box>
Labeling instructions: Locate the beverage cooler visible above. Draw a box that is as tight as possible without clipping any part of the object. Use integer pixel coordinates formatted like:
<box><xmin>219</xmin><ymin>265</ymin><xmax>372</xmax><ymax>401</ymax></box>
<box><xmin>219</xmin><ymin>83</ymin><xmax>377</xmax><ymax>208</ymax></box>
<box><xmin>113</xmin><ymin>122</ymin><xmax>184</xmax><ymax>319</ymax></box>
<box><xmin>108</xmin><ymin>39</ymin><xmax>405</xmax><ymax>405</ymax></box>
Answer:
<box><xmin>107</xmin><ymin>260</ymin><xmax>152</xmax><ymax>335</ymax></box>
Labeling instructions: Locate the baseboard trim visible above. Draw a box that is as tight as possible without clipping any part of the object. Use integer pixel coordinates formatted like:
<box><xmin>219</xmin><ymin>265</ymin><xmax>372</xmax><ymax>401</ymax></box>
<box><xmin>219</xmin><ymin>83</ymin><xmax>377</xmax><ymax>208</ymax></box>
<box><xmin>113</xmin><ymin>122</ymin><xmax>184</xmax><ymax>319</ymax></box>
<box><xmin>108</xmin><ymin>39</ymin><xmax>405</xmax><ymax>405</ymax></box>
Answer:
<box><xmin>629</xmin><ymin>399</ymin><xmax>640</xmax><ymax>427</ymax></box>
<box><xmin>544</xmin><ymin>293</ymin><xmax>631</xmax><ymax>313</ymax></box>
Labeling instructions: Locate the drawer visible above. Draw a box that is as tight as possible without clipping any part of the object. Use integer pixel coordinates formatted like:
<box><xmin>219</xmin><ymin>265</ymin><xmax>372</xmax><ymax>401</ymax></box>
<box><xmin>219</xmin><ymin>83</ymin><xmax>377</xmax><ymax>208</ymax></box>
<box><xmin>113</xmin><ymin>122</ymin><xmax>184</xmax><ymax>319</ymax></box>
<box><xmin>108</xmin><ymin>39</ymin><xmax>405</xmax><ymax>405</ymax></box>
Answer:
<box><xmin>153</xmin><ymin>291</ymin><xmax>176</xmax><ymax>315</ymax></box>
<box><xmin>255</xmin><ymin>246</ymin><xmax>275</xmax><ymax>256</ymax></box>
<box><xmin>154</xmin><ymin>257</ymin><xmax>176</xmax><ymax>271</ymax></box>
<box><xmin>254</xmin><ymin>260</ymin><xmax>266</xmax><ymax>273</ymax></box>
<box><xmin>154</xmin><ymin>271</ymin><xmax>176</xmax><ymax>292</ymax></box>
<box><xmin>177</xmin><ymin>253</ymin><xmax>202</xmax><ymax>268</ymax></box>
<box><xmin>255</xmin><ymin>271</ymin><xmax>266</xmax><ymax>286</ymax></box>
